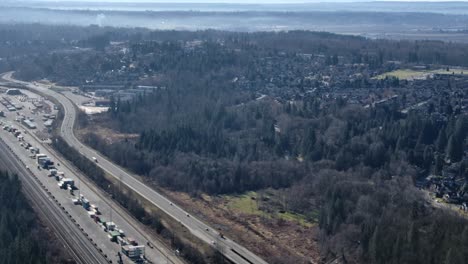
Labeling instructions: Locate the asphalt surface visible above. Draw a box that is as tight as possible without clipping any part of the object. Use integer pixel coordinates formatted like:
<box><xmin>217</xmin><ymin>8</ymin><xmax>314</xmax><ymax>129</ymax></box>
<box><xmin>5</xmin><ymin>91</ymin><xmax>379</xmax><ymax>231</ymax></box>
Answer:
<box><xmin>2</xmin><ymin>72</ymin><xmax>268</xmax><ymax>264</ymax></box>
<box><xmin>0</xmin><ymin>89</ymin><xmax>183</xmax><ymax>264</ymax></box>
<box><xmin>0</xmin><ymin>138</ymin><xmax>109</xmax><ymax>264</ymax></box>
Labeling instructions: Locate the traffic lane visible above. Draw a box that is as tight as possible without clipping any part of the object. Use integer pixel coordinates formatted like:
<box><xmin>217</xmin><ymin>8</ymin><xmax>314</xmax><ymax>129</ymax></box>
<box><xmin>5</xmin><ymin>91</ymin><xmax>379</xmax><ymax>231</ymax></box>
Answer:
<box><xmin>56</xmin><ymin>103</ymin><xmax>256</xmax><ymax>264</ymax></box>
<box><xmin>35</xmin><ymin>83</ymin><xmax>261</xmax><ymax>264</ymax></box>
<box><xmin>18</xmin><ymin>80</ymin><xmax>207</xmax><ymax>227</ymax></box>
<box><xmin>4</xmin><ymin>120</ymin><xmax>174</xmax><ymax>264</ymax></box>
<box><xmin>4</xmin><ymin>73</ymin><xmax>267</xmax><ymax>264</ymax></box>
<box><xmin>2</xmin><ymin>111</ymin><xmax>170</xmax><ymax>264</ymax></box>
<box><xmin>23</xmin><ymin>91</ymin><xmax>182</xmax><ymax>264</ymax></box>
<box><xmin>53</xmin><ymin>95</ymin><xmax>257</xmax><ymax>264</ymax></box>
<box><xmin>0</xmin><ymin>139</ymin><xmax>108</xmax><ymax>264</ymax></box>
<box><xmin>1</xmin><ymin>126</ymin><xmax>129</xmax><ymax>263</ymax></box>
<box><xmin>0</xmin><ymin>152</ymin><xmax>95</xmax><ymax>264</ymax></box>
<box><xmin>87</xmin><ymin>153</ymin><xmax>253</xmax><ymax>263</ymax></box>
<box><xmin>58</xmin><ymin>97</ymin><xmax>259</xmax><ymax>264</ymax></box>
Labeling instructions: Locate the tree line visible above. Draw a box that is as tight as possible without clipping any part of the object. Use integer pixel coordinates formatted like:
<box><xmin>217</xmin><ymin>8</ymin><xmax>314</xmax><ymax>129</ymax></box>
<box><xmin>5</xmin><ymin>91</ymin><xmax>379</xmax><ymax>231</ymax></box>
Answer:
<box><xmin>0</xmin><ymin>170</ymin><xmax>74</xmax><ymax>264</ymax></box>
<box><xmin>8</xmin><ymin>25</ymin><xmax>468</xmax><ymax>263</ymax></box>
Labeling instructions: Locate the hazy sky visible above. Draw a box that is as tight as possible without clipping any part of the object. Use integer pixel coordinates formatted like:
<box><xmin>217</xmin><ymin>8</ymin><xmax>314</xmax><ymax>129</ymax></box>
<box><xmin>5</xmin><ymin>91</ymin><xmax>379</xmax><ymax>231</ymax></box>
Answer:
<box><xmin>25</xmin><ymin>0</ymin><xmax>468</xmax><ymax>2</ymax></box>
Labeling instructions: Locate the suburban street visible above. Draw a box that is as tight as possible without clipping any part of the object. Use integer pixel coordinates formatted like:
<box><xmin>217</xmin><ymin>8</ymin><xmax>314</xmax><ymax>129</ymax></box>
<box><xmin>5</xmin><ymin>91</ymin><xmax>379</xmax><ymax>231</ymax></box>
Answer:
<box><xmin>2</xmin><ymin>71</ymin><xmax>268</xmax><ymax>264</ymax></box>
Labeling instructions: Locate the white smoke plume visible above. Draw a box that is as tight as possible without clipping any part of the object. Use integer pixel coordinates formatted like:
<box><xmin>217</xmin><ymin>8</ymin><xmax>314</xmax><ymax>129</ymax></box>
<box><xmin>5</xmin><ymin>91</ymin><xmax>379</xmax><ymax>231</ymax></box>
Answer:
<box><xmin>96</xmin><ymin>13</ymin><xmax>106</xmax><ymax>27</ymax></box>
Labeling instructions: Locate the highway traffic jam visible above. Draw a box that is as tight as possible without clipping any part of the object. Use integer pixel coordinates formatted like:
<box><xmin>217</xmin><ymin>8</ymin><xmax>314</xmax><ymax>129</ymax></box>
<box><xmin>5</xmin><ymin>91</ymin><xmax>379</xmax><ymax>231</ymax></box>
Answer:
<box><xmin>0</xmin><ymin>87</ymin><xmax>173</xmax><ymax>264</ymax></box>
<box><xmin>0</xmin><ymin>120</ymin><xmax>148</xmax><ymax>263</ymax></box>
<box><xmin>1</xmin><ymin>73</ymin><xmax>266</xmax><ymax>264</ymax></box>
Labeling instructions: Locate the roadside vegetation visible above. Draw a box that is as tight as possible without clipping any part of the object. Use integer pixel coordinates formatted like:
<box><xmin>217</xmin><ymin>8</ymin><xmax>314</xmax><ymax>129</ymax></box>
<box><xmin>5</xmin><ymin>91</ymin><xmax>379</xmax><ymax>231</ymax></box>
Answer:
<box><xmin>4</xmin><ymin>25</ymin><xmax>468</xmax><ymax>263</ymax></box>
<box><xmin>0</xmin><ymin>170</ymin><xmax>74</xmax><ymax>264</ymax></box>
<box><xmin>77</xmin><ymin>34</ymin><xmax>468</xmax><ymax>263</ymax></box>
<box><xmin>52</xmin><ymin>136</ymin><xmax>224</xmax><ymax>264</ymax></box>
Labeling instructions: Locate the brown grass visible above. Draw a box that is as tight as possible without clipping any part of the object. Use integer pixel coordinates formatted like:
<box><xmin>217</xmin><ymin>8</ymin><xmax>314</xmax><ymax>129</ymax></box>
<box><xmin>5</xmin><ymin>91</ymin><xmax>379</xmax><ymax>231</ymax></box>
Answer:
<box><xmin>161</xmin><ymin>190</ymin><xmax>320</xmax><ymax>264</ymax></box>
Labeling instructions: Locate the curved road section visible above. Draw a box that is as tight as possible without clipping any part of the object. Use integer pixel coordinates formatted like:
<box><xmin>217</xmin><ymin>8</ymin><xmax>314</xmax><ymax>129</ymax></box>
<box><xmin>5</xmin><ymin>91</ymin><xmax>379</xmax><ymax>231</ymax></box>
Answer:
<box><xmin>3</xmin><ymin>72</ymin><xmax>268</xmax><ymax>264</ymax></box>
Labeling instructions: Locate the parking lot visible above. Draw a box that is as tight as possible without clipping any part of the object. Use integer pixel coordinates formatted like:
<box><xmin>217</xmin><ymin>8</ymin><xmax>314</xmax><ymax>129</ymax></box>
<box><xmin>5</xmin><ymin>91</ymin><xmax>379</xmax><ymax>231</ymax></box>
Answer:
<box><xmin>1</xmin><ymin>89</ymin><xmax>58</xmax><ymax>142</ymax></box>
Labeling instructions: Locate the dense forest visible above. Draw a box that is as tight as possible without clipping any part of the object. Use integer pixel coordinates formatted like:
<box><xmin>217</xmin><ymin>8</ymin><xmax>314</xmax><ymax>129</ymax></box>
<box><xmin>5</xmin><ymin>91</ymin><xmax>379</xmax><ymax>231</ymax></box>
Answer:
<box><xmin>85</xmin><ymin>85</ymin><xmax>468</xmax><ymax>264</ymax></box>
<box><xmin>2</xmin><ymin>24</ymin><xmax>468</xmax><ymax>84</ymax></box>
<box><xmin>4</xmin><ymin>25</ymin><xmax>468</xmax><ymax>263</ymax></box>
<box><xmin>0</xmin><ymin>171</ymin><xmax>61</xmax><ymax>264</ymax></box>
<box><xmin>78</xmin><ymin>34</ymin><xmax>467</xmax><ymax>263</ymax></box>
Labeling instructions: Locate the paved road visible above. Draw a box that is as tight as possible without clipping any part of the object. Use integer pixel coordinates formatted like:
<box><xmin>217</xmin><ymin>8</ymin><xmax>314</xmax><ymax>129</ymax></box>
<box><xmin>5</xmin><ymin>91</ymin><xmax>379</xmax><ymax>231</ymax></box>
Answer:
<box><xmin>0</xmin><ymin>81</ymin><xmax>183</xmax><ymax>264</ymax></box>
<box><xmin>0</xmin><ymin>138</ymin><xmax>108</xmax><ymax>264</ymax></box>
<box><xmin>3</xmin><ymin>72</ymin><xmax>268</xmax><ymax>264</ymax></box>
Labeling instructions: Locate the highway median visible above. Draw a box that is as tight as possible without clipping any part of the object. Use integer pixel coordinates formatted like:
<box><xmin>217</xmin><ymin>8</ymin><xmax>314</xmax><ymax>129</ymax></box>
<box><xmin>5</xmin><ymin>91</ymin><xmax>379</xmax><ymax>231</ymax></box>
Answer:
<box><xmin>52</xmin><ymin>135</ymin><xmax>227</xmax><ymax>264</ymax></box>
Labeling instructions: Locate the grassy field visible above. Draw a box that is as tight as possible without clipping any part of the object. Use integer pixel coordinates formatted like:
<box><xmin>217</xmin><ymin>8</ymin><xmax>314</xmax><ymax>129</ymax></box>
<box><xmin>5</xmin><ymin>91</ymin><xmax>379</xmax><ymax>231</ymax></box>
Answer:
<box><xmin>227</xmin><ymin>191</ymin><xmax>266</xmax><ymax>216</ymax></box>
<box><xmin>431</xmin><ymin>68</ymin><xmax>468</xmax><ymax>75</ymax></box>
<box><xmin>226</xmin><ymin>191</ymin><xmax>315</xmax><ymax>227</ymax></box>
<box><xmin>373</xmin><ymin>68</ymin><xmax>468</xmax><ymax>80</ymax></box>
<box><xmin>277</xmin><ymin>211</ymin><xmax>316</xmax><ymax>227</ymax></box>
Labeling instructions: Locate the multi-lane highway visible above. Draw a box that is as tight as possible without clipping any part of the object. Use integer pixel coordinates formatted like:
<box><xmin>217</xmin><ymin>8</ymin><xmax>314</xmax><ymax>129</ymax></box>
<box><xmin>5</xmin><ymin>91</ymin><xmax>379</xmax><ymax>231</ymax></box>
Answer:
<box><xmin>0</xmin><ymin>77</ymin><xmax>183</xmax><ymax>264</ymax></box>
<box><xmin>2</xmin><ymin>71</ymin><xmax>268</xmax><ymax>264</ymax></box>
<box><xmin>0</xmin><ymin>80</ymin><xmax>183</xmax><ymax>264</ymax></box>
<box><xmin>0</xmin><ymin>138</ymin><xmax>108</xmax><ymax>264</ymax></box>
